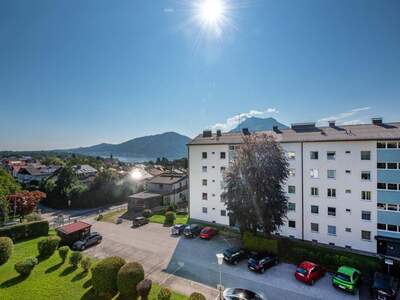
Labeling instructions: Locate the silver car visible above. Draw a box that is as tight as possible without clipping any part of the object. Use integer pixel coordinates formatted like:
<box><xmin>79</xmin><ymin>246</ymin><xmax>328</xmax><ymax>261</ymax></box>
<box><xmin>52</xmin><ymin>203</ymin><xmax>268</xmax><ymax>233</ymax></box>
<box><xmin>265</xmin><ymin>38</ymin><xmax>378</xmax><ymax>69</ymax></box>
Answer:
<box><xmin>223</xmin><ymin>288</ymin><xmax>265</xmax><ymax>300</ymax></box>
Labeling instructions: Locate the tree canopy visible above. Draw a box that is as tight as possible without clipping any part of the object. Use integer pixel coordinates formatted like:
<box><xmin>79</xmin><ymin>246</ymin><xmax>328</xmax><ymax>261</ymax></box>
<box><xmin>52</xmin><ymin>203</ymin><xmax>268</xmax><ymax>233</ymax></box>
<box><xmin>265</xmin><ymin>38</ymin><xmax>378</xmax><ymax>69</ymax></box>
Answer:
<box><xmin>223</xmin><ymin>134</ymin><xmax>289</xmax><ymax>235</ymax></box>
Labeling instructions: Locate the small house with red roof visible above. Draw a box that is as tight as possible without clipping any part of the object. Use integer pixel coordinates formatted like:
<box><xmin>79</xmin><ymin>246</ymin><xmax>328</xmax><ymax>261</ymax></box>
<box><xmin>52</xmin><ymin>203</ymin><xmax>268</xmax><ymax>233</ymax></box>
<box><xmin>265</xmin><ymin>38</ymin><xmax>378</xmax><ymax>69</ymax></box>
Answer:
<box><xmin>56</xmin><ymin>221</ymin><xmax>92</xmax><ymax>246</ymax></box>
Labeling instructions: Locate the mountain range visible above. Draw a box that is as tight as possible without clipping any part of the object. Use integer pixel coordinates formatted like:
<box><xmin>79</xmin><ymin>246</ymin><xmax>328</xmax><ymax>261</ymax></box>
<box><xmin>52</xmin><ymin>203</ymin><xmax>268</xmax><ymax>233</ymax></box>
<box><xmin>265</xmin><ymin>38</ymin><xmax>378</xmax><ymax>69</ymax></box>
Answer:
<box><xmin>229</xmin><ymin>117</ymin><xmax>288</xmax><ymax>133</ymax></box>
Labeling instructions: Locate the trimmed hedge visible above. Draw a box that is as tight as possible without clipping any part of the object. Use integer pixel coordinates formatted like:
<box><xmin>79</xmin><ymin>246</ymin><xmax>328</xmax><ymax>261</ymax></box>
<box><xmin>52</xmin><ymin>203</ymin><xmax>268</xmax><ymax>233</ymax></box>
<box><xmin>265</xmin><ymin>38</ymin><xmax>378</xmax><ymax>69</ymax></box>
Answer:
<box><xmin>38</xmin><ymin>236</ymin><xmax>61</xmax><ymax>257</ymax></box>
<box><xmin>242</xmin><ymin>231</ymin><xmax>278</xmax><ymax>254</ymax></box>
<box><xmin>0</xmin><ymin>220</ymin><xmax>49</xmax><ymax>241</ymax></box>
<box><xmin>189</xmin><ymin>292</ymin><xmax>206</xmax><ymax>300</ymax></box>
<box><xmin>92</xmin><ymin>256</ymin><xmax>126</xmax><ymax>297</ymax></box>
<box><xmin>69</xmin><ymin>251</ymin><xmax>82</xmax><ymax>267</ymax></box>
<box><xmin>14</xmin><ymin>257</ymin><xmax>38</xmax><ymax>276</ymax></box>
<box><xmin>58</xmin><ymin>246</ymin><xmax>69</xmax><ymax>262</ymax></box>
<box><xmin>164</xmin><ymin>212</ymin><xmax>175</xmax><ymax>226</ymax></box>
<box><xmin>81</xmin><ymin>256</ymin><xmax>91</xmax><ymax>272</ymax></box>
<box><xmin>157</xmin><ymin>287</ymin><xmax>172</xmax><ymax>300</ymax></box>
<box><xmin>117</xmin><ymin>262</ymin><xmax>145</xmax><ymax>299</ymax></box>
<box><xmin>0</xmin><ymin>236</ymin><xmax>13</xmax><ymax>265</ymax></box>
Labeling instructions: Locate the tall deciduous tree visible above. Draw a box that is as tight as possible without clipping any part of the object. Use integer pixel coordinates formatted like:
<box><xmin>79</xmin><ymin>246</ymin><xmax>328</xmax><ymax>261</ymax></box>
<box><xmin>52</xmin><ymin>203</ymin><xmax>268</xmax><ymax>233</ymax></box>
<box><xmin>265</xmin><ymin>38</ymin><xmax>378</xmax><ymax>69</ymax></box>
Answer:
<box><xmin>223</xmin><ymin>134</ymin><xmax>289</xmax><ymax>236</ymax></box>
<box><xmin>7</xmin><ymin>191</ymin><xmax>46</xmax><ymax>217</ymax></box>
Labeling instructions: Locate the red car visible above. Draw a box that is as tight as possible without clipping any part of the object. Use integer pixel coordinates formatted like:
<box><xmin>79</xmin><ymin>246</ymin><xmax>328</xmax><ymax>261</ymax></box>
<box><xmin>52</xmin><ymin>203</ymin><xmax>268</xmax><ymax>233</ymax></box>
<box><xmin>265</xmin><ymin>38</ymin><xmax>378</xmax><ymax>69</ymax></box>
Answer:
<box><xmin>294</xmin><ymin>261</ymin><xmax>325</xmax><ymax>285</ymax></box>
<box><xmin>199</xmin><ymin>227</ymin><xmax>218</xmax><ymax>239</ymax></box>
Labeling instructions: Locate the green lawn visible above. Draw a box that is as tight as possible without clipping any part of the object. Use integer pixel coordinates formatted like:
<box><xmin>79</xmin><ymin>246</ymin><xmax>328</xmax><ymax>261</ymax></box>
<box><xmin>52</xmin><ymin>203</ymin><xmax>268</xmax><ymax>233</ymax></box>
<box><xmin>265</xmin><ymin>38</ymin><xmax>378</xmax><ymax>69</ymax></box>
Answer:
<box><xmin>0</xmin><ymin>235</ymin><xmax>188</xmax><ymax>300</ymax></box>
<box><xmin>149</xmin><ymin>213</ymin><xmax>188</xmax><ymax>225</ymax></box>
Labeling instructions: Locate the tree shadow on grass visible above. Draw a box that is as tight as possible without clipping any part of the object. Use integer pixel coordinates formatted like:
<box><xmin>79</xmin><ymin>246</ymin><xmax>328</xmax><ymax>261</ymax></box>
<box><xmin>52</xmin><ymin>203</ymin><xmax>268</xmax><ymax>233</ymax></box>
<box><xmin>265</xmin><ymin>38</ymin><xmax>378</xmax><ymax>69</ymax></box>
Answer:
<box><xmin>0</xmin><ymin>275</ymin><xmax>28</xmax><ymax>288</ymax></box>
<box><xmin>45</xmin><ymin>261</ymin><xmax>64</xmax><ymax>273</ymax></box>
<box><xmin>80</xmin><ymin>287</ymin><xmax>113</xmax><ymax>300</ymax></box>
<box><xmin>82</xmin><ymin>278</ymin><xmax>92</xmax><ymax>289</ymax></box>
<box><xmin>37</xmin><ymin>254</ymin><xmax>52</xmax><ymax>264</ymax></box>
<box><xmin>59</xmin><ymin>266</ymin><xmax>77</xmax><ymax>276</ymax></box>
<box><xmin>72</xmin><ymin>270</ymin><xmax>88</xmax><ymax>282</ymax></box>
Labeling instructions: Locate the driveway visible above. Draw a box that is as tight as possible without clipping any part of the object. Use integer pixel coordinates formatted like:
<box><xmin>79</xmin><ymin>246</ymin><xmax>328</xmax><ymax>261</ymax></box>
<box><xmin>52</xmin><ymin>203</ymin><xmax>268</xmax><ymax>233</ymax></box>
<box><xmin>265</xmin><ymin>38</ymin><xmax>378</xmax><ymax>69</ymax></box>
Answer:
<box><xmin>84</xmin><ymin>219</ymin><xmax>363</xmax><ymax>300</ymax></box>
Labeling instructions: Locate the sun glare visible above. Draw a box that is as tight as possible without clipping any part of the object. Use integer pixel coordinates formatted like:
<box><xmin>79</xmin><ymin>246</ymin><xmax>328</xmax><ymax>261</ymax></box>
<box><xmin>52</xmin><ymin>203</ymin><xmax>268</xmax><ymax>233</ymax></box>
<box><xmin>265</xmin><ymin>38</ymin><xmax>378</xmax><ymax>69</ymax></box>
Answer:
<box><xmin>130</xmin><ymin>169</ymin><xmax>143</xmax><ymax>181</ymax></box>
<box><xmin>194</xmin><ymin>0</ymin><xmax>229</xmax><ymax>37</ymax></box>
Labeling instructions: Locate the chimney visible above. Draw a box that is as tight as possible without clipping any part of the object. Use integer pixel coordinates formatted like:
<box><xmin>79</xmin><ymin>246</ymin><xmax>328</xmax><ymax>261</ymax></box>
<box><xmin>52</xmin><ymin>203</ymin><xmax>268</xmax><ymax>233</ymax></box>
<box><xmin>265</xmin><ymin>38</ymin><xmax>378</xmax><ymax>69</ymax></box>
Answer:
<box><xmin>242</xmin><ymin>128</ymin><xmax>250</xmax><ymax>135</ymax></box>
<box><xmin>328</xmin><ymin>120</ymin><xmax>336</xmax><ymax>128</ymax></box>
<box><xmin>372</xmin><ymin>118</ymin><xmax>383</xmax><ymax>125</ymax></box>
<box><xmin>272</xmin><ymin>126</ymin><xmax>279</xmax><ymax>133</ymax></box>
<box><xmin>216</xmin><ymin>129</ymin><xmax>222</xmax><ymax>137</ymax></box>
<box><xmin>202</xmin><ymin>130</ymin><xmax>212</xmax><ymax>138</ymax></box>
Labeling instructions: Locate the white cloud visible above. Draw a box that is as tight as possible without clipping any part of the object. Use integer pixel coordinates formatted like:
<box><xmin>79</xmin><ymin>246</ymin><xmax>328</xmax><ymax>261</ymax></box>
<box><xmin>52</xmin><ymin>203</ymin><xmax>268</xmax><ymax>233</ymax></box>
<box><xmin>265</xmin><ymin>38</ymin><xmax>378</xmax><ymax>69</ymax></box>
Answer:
<box><xmin>164</xmin><ymin>7</ymin><xmax>174</xmax><ymax>13</ymax></box>
<box><xmin>318</xmin><ymin>107</ymin><xmax>371</xmax><ymax>124</ymax></box>
<box><xmin>211</xmin><ymin>108</ymin><xmax>278</xmax><ymax>132</ymax></box>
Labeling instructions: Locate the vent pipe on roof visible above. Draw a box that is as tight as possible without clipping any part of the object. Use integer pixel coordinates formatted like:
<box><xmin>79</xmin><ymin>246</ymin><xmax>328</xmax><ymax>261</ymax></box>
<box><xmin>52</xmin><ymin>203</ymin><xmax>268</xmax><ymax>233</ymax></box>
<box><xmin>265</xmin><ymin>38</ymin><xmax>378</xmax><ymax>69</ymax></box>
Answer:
<box><xmin>328</xmin><ymin>120</ymin><xmax>336</xmax><ymax>127</ymax></box>
<box><xmin>242</xmin><ymin>128</ymin><xmax>250</xmax><ymax>135</ymax></box>
<box><xmin>372</xmin><ymin>118</ymin><xmax>383</xmax><ymax>125</ymax></box>
<box><xmin>216</xmin><ymin>129</ymin><xmax>222</xmax><ymax>137</ymax></box>
<box><xmin>272</xmin><ymin>125</ymin><xmax>279</xmax><ymax>133</ymax></box>
<box><xmin>202</xmin><ymin>130</ymin><xmax>212</xmax><ymax>138</ymax></box>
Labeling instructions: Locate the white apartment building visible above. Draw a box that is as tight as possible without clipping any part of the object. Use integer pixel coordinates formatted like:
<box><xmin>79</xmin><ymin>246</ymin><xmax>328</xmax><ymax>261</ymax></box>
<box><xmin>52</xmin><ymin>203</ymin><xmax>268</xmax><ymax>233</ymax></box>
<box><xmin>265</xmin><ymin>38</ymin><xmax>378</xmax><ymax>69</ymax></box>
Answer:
<box><xmin>188</xmin><ymin>118</ymin><xmax>400</xmax><ymax>257</ymax></box>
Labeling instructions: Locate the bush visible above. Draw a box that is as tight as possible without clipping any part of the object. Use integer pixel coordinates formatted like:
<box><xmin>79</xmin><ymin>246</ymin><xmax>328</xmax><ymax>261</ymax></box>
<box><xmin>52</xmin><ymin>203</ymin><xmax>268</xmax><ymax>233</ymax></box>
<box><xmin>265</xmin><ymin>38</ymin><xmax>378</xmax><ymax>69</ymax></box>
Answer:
<box><xmin>137</xmin><ymin>278</ymin><xmax>152</xmax><ymax>300</ymax></box>
<box><xmin>58</xmin><ymin>246</ymin><xmax>69</xmax><ymax>262</ymax></box>
<box><xmin>117</xmin><ymin>262</ymin><xmax>145</xmax><ymax>299</ymax></box>
<box><xmin>25</xmin><ymin>212</ymin><xmax>42</xmax><ymax>222</ymax></box>
<box><xmin>189</xmin><ymin>292</ymin><xmax>206</xmax><ymax>300</ymax></box>
<box><xmin>92</xmin><ymin>256</ymin><xmax>126</xmax><ymax>297</ymax></box>
<box><xmin>37</xmin><ymin>236</ymin><xmax>60</xmax><ymax>257</ymax></box>
<box><xmin>142</xmin><ymin>209</ymin><xmax>152</xmax><ymax>218</ymax></box>
<box><xmin>164</xmin><ymin>212</ymin><xmax>175</xmax><ymax>226</ymax></box>
<box><xmin>242</xmin><ymin>231</ymin><xmax>278</xmax><ymax>254</ymax></box>
<box><xmin>14</xmin><ymin>257</ymin><xmax>38</xmax><ymax>276</ymax></box>
<box><xmin>157</xmin><ymin>287</ymin><xmax>171</xmax><ymax>300</ymax></box>
<box><xmin>81</xmin><ymin>256</ymin><xmax>91</xmax><ymax>272</ymax></box>
<box><xmin>69</xmin><ymin>251</ymin><xmax>82</xmax><ymax>267</ymax></box>
<box><xmin>0</xmin><ymin>236</ymin><xmax>13</xmax><ymax>265</ymax></box>
<box><xmin>0</xmin><ymin>220</ymin><xmax>49</xmax><ymax>241</ymax></box>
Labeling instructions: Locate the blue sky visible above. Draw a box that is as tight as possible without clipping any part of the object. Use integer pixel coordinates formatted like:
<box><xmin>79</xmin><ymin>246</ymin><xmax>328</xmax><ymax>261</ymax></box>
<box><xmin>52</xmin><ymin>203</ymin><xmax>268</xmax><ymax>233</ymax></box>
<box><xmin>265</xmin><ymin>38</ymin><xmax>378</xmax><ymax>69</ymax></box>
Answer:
<box><xmin>0</xmin><ymin>0</ymin><xmax>399</xmax><ymax>150</ymax></box>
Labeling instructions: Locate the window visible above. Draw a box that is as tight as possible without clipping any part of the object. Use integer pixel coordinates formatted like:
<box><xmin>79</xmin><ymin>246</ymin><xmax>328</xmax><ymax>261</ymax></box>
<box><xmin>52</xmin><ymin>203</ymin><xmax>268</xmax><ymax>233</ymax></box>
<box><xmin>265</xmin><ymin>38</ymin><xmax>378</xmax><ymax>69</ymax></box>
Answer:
<box><xmin>387</xmin><ymin>142</ymin><xmax>398</xmax><ymax>149</ymax></box>
<box><xmin>328</xmin><ymin>225</ymin><xmax>336</xmax><ymax>236</ymax></box>
<box><xmin>220</xmin><ymin>210</ymin><xmax>226</xmax><ymax>216</ymax></box>
<box><xmin>328</xmin><ymin>207</ymin><xmax>336</xmax><ymax>216</ymax></box>
<box><xmin>311</xmin><ymin>205</ymin><xmax>319</xmax><ymax>214</ymax></box>
<box><xmin>311</xmin><ymin>187</ymin><xmax>319</xmax><ymax>196</ymax></box>
<box><xmin>202</xmin><ymin>207</ymin><xmax>207</xmax><ymax>213</ymax></box>
<box><xmin>310</xmin><ymin>151</ymin><xmax>319</xmax><ymax>160</ymax></box>
<box><xmin>310</xmin><ymin>169</ymin><xmax>319</xmax><ymax>179</ymax></box>
<box><xmin>361</xmin><ymin>230</ymin><xmax>371</xmax><ymax>241</ymax></box>
<box><xmin>345</xmin><ymin>189</ymin><xmax>351</xmax><ymax>194</ymax></box>
<box><xmin>288</xmin><ymin>202</ymin><xmax>296</xmax><ymax>211</ymax></box>
<box><xmin>287</xmin><ymin>151</ymin><xmax>296</xmax><ymax>160</ymax></box>
<box><xmin>289</xmin><ymin>169</ymin><xmax>296</xmax><ymax>176</ymax></box>
<box><xmin>311</xmin><ymin>223</ymin><xmax>319</xmax><ymax>233</ymax></box>
<box><xmin>327</xmin><ymin>188</ymin><xmax>336</xmax><ymax>198</ymax></box>
<box><xmin>387</xmin><ymin>204</ymin><xmax>398</xmax><ymax>211</ymax></box>
<box><xmin>288</xmin><ymin>220</ymin><xmax>296</xmax><ymax>228</ymax></box>
<box><xmin>229</xmin><ymin>145</ymin><xmax>235</xmax><ymax>150</ymax></box>
<box><xmin>327</xmin><ymin>151</ymin><xmax>336</xmax><ymax>160</ymax></box>
<box><xmin>388</xmin><ymin>183</ymin><xmax>398</xmax><ymax>190</ymax></box>
<box><xmin>388</xmin><ymin>163</ymin><xmax>398</xmax><ymax>169</ymax></box>
<box><xmin>377</xmin><ymin>162</ymin><xmax>386</xmax><ymax>169</ymax></box>
<box><xmin>377</xmin><ymin>223</ymin><xmax>386</xmax><ymax>230</ymax></box>
<box><xmin>220</xmin><ymin>152</ymin><xmax>226</xmax><ymax>159</ymax></box>
<box><xmin>388</xmin><ymin>225</ymin><xmax>398</xmax><ymax>232</ymax></box>
<box><xmin>202</xmin><ymin>193</ymin><xmax>208</xmax><ymax>200</ymax></box>
<box><xmin>202</xmin><ymin>166</ymin><xmax>207</xmax><ymax>172</ymax></box>
<box><xmin>327</xmin><ymin>169</ymin><xmax>336</xmax><ymax>179</ymax></box>
<box><xmin>377</xmin><ymin>182</ymin><xmax>387</xmax><ymax>189</ymax></box>
<box><xmin>202</xmin><ymin>179</ymin><xmax>207</xmax><ymax>186</ymax></box>
<box><xmin>345</xmin><ymin>228</ymin><xmax>352</xmax><ymax>232</ymax></box>
<box><xmin>288</xmin><ymin>185</ymin><xmax>296</xmax><ymax>194</ymax></box>
<box><xmin>361</xmin><ymin>151</ymin><xmax>371</xmax><ymax>160</ymax></box>
<box><xmin>220</xmin><ymin>166</ymin><xmax>226</xmax><ymax>173</ymax></box>
<box><xmin>361</xmin><ymin>211</ymin><xmax>371</xmax><ymax>221</ymax></box>
<box><xmin>361</xmin><ymin>191</ymin><xmax>371</xmax><ymax>201</ymax></box>
<box><xmin>377</xmin><ymin>203</ymin><xmax>386</xmax><ymax>210</ymax></box>
<box><xmin>361</xmin><ymin>171</ymin><xmax>371</xmax><ymax>180</ymax></box>
<box><xmin>202</xmin><ymin>152</ymin><xmax>207</xmax><ymax>159</ymax></box>
<box><xmin>345</xmin><ymin>170</ymin><xmax>351</xmax><ymax>174</ymax></box>
<box><xmin>377</xmin><ymin>142</ymin><xmax>386</xmax><ymax>149</ymax></box>
<box><xmin>345</xmin><ymin>150</ymin><xmax>351</xmax><ymax>154</ymax></box>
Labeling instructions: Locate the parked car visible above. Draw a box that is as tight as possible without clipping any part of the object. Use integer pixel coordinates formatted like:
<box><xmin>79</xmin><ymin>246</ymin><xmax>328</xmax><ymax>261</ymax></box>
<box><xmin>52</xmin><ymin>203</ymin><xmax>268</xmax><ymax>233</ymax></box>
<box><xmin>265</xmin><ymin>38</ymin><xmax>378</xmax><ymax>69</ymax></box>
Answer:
<box><xmin>72</xmin><ymin>232</ymin><xmax>102</xmax><ymax>251</ymax></box>
<box><xmin>171</xmin><ymin>224</ymin><xmax>185</xmax><ymax>235</ymax></box>
<box><xmin>247</xmin><ymin>252</ymin><xmax>279</xmax><ymax>273</ymax></box>
<box><xmin>370</xmin><ymin>272</ymin><xmax>399</xmax><ymax>300</ymax></box>
<box><xmin>132</xmin><ymin>216</ymin><xmax>148</xmax><ymax>228</ymax></box>
<box><xmin>183</xmin><ymin>224</ymin><xmax>202</xmax><ymax>237</ymax></box>
<box><xmin>199</xmin><ymin>226</ymin><xmax>218</xmax><ymax>239</ymax></box>
<box><xmin>223</xmin><ymin>288</ymin><xmax>265</xmax><ymax>300</ymax></box>
<box><xmin>223</xmin><ymin>247</ymin><xmax>248</xmax><ymax>265</ymax></box>
<box><xmin>294</xmin><ymin>261</ymin><xmax>325</xmax><ymax>285</ymax></box>
<box><xmin>332</xmin><ymin>266</ymin><xmax>361</xmax><ymax>294</ymax></box>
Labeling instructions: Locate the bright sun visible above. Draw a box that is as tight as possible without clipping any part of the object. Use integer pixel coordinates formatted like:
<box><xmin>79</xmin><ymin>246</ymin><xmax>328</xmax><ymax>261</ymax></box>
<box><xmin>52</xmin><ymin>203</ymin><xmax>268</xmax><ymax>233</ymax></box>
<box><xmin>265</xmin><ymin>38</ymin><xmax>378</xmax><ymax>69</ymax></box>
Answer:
<box><xmin>194</xmin><ymin>0</ymin><xmax>228</xmax><ymax>37</ymax></box>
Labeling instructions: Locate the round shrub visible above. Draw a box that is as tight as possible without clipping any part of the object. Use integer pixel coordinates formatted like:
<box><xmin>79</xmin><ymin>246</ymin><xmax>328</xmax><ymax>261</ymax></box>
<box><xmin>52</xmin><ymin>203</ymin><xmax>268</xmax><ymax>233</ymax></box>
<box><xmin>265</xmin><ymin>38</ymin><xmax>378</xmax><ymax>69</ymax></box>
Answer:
<box><xmin>14</xmin><ymin>257</ymin><xmax>38</xmax><ymax>276</ymax></box>
<box><xmin>69</xmin><ymin>251</ymin><xmax>82</xmax><ymax>267</ymax></box>
<box><xmin>37</xmin><ymin>236</ymin><xmax>60</xmax><ymax>257</ymax></box>
<box><xmin>92</xmin><ymin>256</ymin><xmax>126</xmax><ymax>297</ymax></box>
<box><xmin>157</xmin><ymin>287</ymin><xmax>171</xmax><ymax>300</ymax></box>
<box><xmin>137</xmin><ymin>278</ymin><xmax>152</xmax><ymax>300</ymax></box>
<box><xmin>0</xmin><ymin>237</ymin><xmax>13</xmax><ymax>266</ymax></box>
<box><xmin>117</xmin><ymin>262</ymin><xmax>145</xmax><ymax>299</ymax></box>
<box><xmin>81</xmin><ymin>256</ymin><xmax>91</xmax><ymax>272</ymax></box>
<box><xmin>189</xmin><ymin>292</ymin><xmax>206</xmax><ymax>300</ymax></box>
<box><xmin>58</xmin><ymin>246</ymin><xmax>69</xmax><ymax>262</ymax></box>
<box><xmin>164</xmin><ymin>212</ymin><xmax>175</xmax><ymax>226</ymax></box>
<box><xmin>142</xmin><ymin>209</ymin><xmax>152</xmax><ymax>218</ymax></box>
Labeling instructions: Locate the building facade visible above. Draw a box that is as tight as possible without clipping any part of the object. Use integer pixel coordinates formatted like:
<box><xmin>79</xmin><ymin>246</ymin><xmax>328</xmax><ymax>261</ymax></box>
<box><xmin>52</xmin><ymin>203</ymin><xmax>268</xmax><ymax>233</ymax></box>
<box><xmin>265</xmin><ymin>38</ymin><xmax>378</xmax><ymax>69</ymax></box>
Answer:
<box><xmin>188</xmin><ymin>119</ymin><xmax>400</xmax><ymax>257</ymax></box>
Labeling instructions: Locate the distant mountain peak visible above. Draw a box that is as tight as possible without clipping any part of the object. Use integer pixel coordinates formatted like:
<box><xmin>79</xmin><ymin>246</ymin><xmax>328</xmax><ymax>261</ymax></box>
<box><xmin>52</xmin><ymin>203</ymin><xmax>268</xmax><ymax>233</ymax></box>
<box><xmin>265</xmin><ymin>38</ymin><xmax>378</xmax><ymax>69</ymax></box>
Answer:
<box><xmin>230</xmin><ymin>117</ymin><xmax>288</xmax><ymax>133</ymax></box>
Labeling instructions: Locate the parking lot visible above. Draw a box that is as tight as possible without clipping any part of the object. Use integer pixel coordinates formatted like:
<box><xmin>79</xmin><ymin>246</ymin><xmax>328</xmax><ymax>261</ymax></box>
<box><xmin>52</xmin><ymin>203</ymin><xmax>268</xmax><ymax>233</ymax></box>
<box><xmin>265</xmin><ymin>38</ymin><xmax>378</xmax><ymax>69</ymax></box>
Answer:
<box><xmin>85</xmin><ymin>219</ymin><xmax>364</xmax><ymax>300</ymax></box>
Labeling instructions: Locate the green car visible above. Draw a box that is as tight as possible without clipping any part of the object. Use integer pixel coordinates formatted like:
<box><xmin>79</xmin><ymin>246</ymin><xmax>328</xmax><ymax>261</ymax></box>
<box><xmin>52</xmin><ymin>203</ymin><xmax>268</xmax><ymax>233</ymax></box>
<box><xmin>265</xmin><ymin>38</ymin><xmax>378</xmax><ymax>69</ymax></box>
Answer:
<box><xmin>332</xmin><ymin>266</ymin><xmax>361</xmax><ymax>294</ymax></box>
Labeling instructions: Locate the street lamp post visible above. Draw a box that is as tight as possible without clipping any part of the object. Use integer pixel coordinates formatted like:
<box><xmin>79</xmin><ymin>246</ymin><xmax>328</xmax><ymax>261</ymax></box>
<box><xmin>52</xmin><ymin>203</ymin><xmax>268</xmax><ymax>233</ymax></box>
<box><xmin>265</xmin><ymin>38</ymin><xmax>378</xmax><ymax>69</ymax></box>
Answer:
<box><xmin>216</xmin><ymin>253</ymin><xmax>224</xmax><ymax>300</ymax></box>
